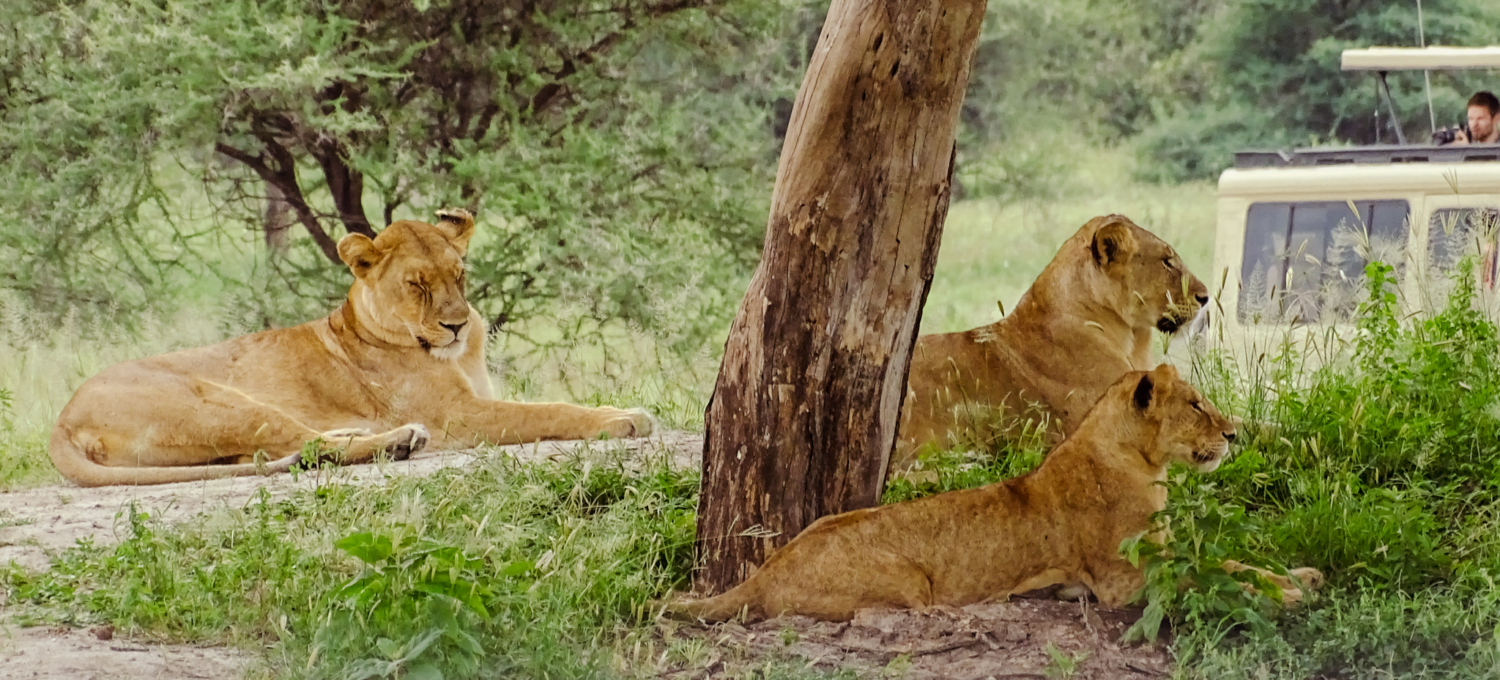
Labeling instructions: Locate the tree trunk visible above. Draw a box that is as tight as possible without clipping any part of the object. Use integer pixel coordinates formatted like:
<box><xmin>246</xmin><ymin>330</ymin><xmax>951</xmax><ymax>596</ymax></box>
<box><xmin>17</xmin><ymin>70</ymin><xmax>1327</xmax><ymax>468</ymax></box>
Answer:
<box><xmin>693</xmin><ymin>0</ymin><xmax>985</xmax><ymax>595</ymax></box>
<box><xmin>263</xmin><ymin>181</ymin><xmax>293</xmax><ymax>253</ymax></box>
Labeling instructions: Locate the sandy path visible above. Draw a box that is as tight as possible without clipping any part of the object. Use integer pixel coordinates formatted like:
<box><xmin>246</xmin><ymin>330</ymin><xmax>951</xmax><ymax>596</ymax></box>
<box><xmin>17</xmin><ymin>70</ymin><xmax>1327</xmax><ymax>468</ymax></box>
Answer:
<box><xmin>0</xmin><ymin>432</ymin><xmax>702</xmax><ymax>680</ymax></box>
<box><xmin>0</xmin><ymin>431</ymin><xmax>702</xmax><ymax>572</ymax></box>
<box><xmin>0</xmin><ymin>626</ymin><xmax>249</xmax><ymax>680</ymax></box>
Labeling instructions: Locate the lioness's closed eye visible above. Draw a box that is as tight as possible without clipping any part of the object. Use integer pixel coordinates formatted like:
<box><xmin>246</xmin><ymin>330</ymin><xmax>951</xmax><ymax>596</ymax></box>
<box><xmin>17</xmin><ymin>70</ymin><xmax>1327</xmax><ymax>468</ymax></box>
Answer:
<box><xmin>49</xmin><ymin>208</ymin><xmax>654</xmax><ymax>487</ymax></box>
<box><xmin>666</xmin><ymin>363</ymin><xmax>1319</xmax><ymax>623</ymax></box>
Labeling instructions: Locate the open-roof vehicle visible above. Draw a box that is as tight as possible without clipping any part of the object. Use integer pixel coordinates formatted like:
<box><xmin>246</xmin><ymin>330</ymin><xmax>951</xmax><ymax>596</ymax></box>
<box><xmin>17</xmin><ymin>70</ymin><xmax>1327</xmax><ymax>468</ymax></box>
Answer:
<box><xmin>1210</xmin><ymin>47</ymin><xmax>1500</xmax><ymax>350</ymax></box>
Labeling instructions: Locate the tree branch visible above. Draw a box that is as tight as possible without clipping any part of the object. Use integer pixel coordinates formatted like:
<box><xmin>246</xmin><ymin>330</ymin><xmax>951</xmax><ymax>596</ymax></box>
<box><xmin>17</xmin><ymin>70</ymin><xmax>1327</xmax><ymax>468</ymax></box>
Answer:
<box><xmin>214</xmin><ymin>141</ymin><xmax>344</xmax><ymax>263</ymax></box>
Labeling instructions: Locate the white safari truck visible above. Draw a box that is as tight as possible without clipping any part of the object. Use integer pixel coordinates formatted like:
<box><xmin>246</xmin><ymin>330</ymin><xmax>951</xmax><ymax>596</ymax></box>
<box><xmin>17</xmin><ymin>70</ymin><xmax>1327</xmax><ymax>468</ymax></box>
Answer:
<box><xmin>1210</xmin><ymin>47</ymin><xmax>1500</xmax><ymax>349</ymax></box>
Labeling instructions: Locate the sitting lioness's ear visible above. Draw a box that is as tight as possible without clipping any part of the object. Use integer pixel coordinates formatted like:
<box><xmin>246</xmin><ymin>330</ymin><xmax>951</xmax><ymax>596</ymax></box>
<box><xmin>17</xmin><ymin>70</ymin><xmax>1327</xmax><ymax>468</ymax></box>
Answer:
<box><xmin>338</xmin><ymin>234</ymin><xmax>382</xmax><ymax>278</ymax></box>
<box><xmin>1133</xmin><ymin>372</ymin><xmax>1155</xmax><ymax>411</ymax></box>
<box><xmin>435</xmin><ymin>208</ymin><xmax>476</xmax><ymax>256</ymax></box>
<box><xmin>1090</xmin><ymin>217</ymin><xmax>1137</xmax><ymax>268</ymax></box>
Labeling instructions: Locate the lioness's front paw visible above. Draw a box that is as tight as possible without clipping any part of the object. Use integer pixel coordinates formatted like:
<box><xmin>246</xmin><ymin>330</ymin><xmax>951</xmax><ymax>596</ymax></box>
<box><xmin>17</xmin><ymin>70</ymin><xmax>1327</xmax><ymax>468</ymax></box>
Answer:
<box><xmin>387</xmin><ymin>423</ymin><xmax>431</xmax><ymax>461</ymax></box>
<box><xmin>599</xmin><ymin>407</ymin><xmax>656</xmax><ymax>439</ymax></box>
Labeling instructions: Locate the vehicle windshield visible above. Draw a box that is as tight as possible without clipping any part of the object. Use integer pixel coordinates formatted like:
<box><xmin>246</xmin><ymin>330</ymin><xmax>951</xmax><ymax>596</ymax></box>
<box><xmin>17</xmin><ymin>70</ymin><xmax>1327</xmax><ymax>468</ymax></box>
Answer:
<box><xmin>1238</xmin><ymin>200</ymin><xmax>1410</xmax><ymax>324</ymax></box>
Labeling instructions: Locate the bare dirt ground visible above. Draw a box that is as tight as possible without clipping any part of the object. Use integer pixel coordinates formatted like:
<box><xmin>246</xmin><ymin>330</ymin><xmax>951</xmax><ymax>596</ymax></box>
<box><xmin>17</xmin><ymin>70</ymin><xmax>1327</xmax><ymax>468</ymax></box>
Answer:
<box><xmin>0</xmin><ymin>625</ymin><xmax>248</xmax><ymax>680</ymax></box>
<box><xmin>1</xmin><ymin>431</ymin><xmax>1173</xmax><ymax>679</ymax></box>
<box><xmin>657</xmin><ymin>596</ymin><xmax>1172</xmax><ymax>680</ymax></box>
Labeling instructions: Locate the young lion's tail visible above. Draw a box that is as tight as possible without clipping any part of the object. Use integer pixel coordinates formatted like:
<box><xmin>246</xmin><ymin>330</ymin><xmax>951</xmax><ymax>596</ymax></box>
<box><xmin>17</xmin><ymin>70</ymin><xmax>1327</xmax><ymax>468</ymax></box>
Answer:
<box><xmin>660</xmin><ymin>582</ymin><xmax>759</xmax><ymax>623</ymax></box>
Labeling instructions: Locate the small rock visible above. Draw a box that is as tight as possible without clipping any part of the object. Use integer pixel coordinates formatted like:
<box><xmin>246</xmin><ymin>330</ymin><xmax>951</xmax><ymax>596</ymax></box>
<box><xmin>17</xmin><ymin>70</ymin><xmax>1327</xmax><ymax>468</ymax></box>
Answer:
<box><xmin>90</xmin><ymin>624</ymin><xmax>114</xmax><ymax>641</ymax></box>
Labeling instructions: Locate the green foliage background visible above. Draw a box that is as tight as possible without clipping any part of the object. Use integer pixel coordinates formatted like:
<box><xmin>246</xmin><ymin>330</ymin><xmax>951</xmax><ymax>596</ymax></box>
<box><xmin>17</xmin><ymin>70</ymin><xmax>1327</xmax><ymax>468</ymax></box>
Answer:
<box><xmin>3</xmin><ymin>0</ymin><xmax>1497</xmax><ymax>335</ymax></box>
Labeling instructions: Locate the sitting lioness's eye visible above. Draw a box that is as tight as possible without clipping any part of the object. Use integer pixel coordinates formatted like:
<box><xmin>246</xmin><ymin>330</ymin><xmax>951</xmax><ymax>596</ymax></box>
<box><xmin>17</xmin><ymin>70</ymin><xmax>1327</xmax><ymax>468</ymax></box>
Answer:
<box><xmin>1162</xmin><ymin>257</ymin><xmax>1175</xmax><ymax>270</ymax></box>
<box><xmin>1191</xmin><ymin>401</ymin><xmax>1204</xmax><ymax>413</ymax></box>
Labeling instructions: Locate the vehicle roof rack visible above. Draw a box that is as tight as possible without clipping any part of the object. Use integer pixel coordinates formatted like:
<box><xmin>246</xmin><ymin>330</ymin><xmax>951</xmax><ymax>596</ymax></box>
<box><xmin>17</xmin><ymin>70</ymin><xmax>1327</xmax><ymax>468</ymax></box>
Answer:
<box><xmin>1235</xmin><ymin>145</ymin><xmax>1500</xmax><ymax>168</ymax></box>
<box><xmin>1341</xmin><ymin>46</ymin><xmax>1500</xmax><ymax>71</ymax></box>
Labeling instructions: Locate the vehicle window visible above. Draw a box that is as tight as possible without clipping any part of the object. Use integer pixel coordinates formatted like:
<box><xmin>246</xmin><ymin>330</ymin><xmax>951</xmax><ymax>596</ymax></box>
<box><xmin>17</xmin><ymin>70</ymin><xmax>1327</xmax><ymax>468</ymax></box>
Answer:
<box><xmin>1427</xmin><ymin>208</ymin><xmax>1500</xmax><ymax>290</ymax></box>
<box><xmin>1238</xmin><ymin>200</ymin><xmax>1410</xmax><ymax>324</ymax></box>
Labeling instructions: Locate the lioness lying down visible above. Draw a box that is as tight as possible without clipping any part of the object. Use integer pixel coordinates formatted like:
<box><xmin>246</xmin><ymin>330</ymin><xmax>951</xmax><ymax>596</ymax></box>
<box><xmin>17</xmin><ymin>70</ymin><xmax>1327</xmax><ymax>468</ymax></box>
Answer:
<box><xmin>49</xmin><ymin>209</ymin><xmax>653</xmax><ymax>487</ymax></box>
<box><xmin>667</xmin><ymin>364</ymin><xmax>1319</xmax><ymax>622</ymax></box>
<box><xmin>894</xmin><ymin>214</ymin><xmax>1208</xmax><ymax>472</ymax></box>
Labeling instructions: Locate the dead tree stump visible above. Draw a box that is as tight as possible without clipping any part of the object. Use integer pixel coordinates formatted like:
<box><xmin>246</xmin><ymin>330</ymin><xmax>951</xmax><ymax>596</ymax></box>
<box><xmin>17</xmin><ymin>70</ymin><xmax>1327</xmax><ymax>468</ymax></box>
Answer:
<box><xmin>694</xmin><ymin>0</ymin><xmax>986</xmax><ymax>594</ymax></box>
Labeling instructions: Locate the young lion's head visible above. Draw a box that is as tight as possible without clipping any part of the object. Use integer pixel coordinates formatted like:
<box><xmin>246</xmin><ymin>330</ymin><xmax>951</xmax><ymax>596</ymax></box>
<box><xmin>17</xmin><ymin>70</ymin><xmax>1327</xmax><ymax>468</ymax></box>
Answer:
<box><xmin>337</xmin><ymin>208</ymin><xmax>477</xmax><ymax>360</ymax></box>
<box><xmin>1071</xmin><ymin>214</ymin><xmax>1208</xmax><ymax>335</ymax></box>
<box><xmin>1117</xmin><ymin>363</ymin><xmax>1236</xmax><ymax>473</ymax></box>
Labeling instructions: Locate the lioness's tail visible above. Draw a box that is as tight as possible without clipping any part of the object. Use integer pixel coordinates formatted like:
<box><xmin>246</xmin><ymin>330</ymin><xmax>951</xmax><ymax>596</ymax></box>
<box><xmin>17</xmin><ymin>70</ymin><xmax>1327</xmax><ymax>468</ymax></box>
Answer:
<box><xmin>661</xmin><ymin>583</ymin><xmax>760</xmax><ymax>623</ymax></box>
<box><xmin>49</xmin><ymin>427</ymin><xmax>300</xmax><ymax>488</ymax></box>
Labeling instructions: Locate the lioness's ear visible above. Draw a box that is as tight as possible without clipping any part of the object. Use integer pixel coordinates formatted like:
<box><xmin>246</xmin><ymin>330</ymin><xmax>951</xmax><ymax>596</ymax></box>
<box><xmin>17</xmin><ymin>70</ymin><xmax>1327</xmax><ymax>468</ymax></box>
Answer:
<box><xmin>1151</xmin><ymin>362</ymin><xmax>1179</xmax><ymax>382</ymax></box>
<box><xmin>1090</xmin><ymin>218</ymin><xmax>1137</xmax><ymax>268</ymax></box>
<box><xmin>435</xmin><ymin>208</ymin><xmax>476</xmax><ymax>256</ymax></box>
<box><xmin>1133</xmin><ymin>372</ymin><xmax>1155</xmax><ymax>411</ymax></box>
<box><xmin>338</xmin><ymin>234</ymin><xmax>382</xmax><ymax>278</ymax></box>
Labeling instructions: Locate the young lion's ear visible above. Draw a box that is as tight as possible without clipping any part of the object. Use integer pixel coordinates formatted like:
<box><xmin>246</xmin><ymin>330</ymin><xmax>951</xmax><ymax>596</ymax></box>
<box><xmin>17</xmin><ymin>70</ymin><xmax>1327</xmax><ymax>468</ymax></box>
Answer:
<box><xmin>1090</xmin><ymin>216</ymin><xmax>1138</xmax><ymax>268</ymax></box>
<box><xmin>1133</xmin><ymin>372</ymin><xmax>1155</xmax><ymax>411</ymax></box>
<box><xmin>435</xmin><ymin>208</ymin><xmax>476</xmax><ymax>256</ymax></box>
<box><xmin>338</xmin><ymin>234</ymin><xmax>382</xmax><ymax>278</ymax></box>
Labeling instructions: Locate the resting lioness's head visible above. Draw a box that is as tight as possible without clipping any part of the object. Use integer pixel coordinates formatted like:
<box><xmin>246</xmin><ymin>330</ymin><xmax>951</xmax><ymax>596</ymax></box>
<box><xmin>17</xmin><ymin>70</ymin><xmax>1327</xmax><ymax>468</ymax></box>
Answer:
<box><xmin>1070</xmin><ymin>214</ymin><xmax>1207</xmax><ymax>334</ymax></box>
<box><xmin>337</xmin><ymin>208</ymin><xmax>477</xmax><ymax>359</ymax></box>
<box><xmin>1116</xmin><ymin>363</ymin><xmax>1236</xmax><ymax>473</ymax></box>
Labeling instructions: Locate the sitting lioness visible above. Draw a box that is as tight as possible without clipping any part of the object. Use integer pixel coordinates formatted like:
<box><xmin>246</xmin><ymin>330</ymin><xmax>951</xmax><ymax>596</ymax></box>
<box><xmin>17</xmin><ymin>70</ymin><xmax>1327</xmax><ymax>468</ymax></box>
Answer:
<box><xmin>894</xmin><ymin>214</ymin><xmax>1208</xmax><ymax>471</ymax></box>
<box><xmin>49</xmin><ymin>209</ymin><xmax>653</xmax><ymax>487</ymax></box>
<box><xmin>666</xmin><ymin>364</ymin><xmax>1319</xmax><ymax>622</ymax></box>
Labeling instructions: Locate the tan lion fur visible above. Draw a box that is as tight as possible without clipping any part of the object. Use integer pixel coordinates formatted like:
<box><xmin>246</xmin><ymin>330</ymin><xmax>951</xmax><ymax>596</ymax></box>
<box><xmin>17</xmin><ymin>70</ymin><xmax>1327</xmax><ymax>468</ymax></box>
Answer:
<box><xmin>892</xmin><ymin>214</ymin><xmax>1209</xmax><ymax>473</ymax></box>
<box><xmin>667</xmin><ymin>364</ymin><xmax>1319</xmax><ymax>622</ymax></box>
<box><xmin>49</xmin><ymin>209</ymin><xmax>653</xmax><ymax>487</ymax></box>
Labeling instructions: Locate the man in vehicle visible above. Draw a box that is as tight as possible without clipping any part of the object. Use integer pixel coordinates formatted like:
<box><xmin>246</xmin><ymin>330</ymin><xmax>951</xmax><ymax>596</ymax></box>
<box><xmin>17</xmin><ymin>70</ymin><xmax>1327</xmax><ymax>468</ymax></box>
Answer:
<box><xmin>1453</xmin><ymin>91</ymin><xmax>1500</xmax><ymax>145</ymax></box>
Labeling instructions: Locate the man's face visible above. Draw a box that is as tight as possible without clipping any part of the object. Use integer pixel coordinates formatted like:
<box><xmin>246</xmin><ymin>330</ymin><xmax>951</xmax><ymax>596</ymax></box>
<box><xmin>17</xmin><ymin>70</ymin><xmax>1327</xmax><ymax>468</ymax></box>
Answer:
<box><xmin>1469</xmin><ymin>105</ymin><xmax>1497</xmax><ymax>143</ymax></box>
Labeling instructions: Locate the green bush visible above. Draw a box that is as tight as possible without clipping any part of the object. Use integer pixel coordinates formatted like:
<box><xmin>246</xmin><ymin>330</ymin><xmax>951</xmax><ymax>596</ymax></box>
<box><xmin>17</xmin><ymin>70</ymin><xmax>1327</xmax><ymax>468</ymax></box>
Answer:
<box><xmin>1157</xmin><ymin>258</ymin><xmax>1500</xmax><ymax>674</ymax></box>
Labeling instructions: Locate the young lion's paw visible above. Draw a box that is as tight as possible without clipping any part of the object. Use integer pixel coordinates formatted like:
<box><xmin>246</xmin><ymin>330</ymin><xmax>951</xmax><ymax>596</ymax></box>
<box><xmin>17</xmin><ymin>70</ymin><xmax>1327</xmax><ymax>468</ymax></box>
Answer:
<box><xmin>1289</xmin><ymin>567</ymin><xmax>1324</xmax><ymax>592</ymax></box>
<box><xmin>600</xmin><ymin>407</ymin><xmax>656</xmax><ymax>439</ymax></box>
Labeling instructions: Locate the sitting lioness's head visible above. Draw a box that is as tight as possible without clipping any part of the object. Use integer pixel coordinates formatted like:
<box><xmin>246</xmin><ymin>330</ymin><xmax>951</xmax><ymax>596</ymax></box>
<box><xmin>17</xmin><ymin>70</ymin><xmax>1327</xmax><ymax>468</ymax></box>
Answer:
<box><xmin>1121</xmin><ymin>363</ymin><xmax>1236</xmax><ymax>473</ymax></box>
<box><xmin>1075</xmin><ymin>214</ymin><xmax>1208</xmax><ymax>334</ymax></box>
<box><xmin>337</xmin><ymin>208</ymin><xmax>477</xmax><ymax>359</ymax></box>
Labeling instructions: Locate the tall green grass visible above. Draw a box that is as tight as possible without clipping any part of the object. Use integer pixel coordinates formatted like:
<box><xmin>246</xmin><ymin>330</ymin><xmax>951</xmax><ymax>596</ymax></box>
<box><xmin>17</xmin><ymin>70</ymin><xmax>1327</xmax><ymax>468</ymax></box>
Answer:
<box><xmin>1126</xmin><ymin>259</ymin><xmax>1500</xmax><ymax>678</ymax></box>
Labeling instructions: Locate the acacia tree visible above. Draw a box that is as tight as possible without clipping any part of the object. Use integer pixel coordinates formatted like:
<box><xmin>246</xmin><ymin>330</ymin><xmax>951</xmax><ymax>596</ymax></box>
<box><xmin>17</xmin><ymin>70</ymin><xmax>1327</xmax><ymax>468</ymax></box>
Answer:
<box><xmin>0</xmin><ymin>0</ymin><xmax>798</xmax><ymax>340</ymax></box>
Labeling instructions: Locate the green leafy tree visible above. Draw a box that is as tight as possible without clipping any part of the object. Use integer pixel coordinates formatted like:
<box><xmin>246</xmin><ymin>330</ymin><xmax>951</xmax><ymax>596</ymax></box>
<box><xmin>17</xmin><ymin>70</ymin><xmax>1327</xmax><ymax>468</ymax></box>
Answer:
<box><xmin>1137</xmin><ymin>0</ymin><xmax>1500</xmax><ymax>181</ymax></box>
<box><xmin>0</xmin><ymin>0</ymin><xmax>798</xmax><ymax>346</ymax></box>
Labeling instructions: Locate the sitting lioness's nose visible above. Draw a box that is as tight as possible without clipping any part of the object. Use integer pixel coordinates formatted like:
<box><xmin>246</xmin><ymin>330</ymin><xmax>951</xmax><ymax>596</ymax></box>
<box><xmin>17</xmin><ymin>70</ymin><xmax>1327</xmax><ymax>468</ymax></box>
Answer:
<box><xmin>1223</xmin><ymin>431</ymin><xmax>1237</xmax><ymax>443</ymax></box>
<box><xmin>440</xmin><ymin>321</ymin><xmax>467</xmax><ymax>336</ymax></box>
<box><xmin>1195</xmin><ymin>292</ymin><xmax>1209</xmax><ymax>306</ymax></box>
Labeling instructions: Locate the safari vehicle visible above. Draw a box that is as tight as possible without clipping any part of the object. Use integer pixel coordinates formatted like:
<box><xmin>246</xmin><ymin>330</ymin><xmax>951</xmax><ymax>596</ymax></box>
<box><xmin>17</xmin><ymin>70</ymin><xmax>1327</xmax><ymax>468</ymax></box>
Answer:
<box><xmin>1210</xmin><ymin>47</ymin><xmax>1500</xmax><ymax>351</ymax></box>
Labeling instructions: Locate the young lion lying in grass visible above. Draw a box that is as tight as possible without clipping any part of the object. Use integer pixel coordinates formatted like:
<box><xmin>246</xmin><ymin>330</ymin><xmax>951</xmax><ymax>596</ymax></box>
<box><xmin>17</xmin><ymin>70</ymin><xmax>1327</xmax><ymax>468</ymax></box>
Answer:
<box><xmin>667</xmin><ymin>364</ymin><xmax>1320</xmax><ymax>622</ymax></box>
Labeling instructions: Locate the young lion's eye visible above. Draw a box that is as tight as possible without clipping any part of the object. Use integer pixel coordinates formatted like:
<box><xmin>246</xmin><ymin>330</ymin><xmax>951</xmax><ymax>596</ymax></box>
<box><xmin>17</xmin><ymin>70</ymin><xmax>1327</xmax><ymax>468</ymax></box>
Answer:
<box><xmin>1163</xmin><ymin>257</ymin><xmax>1176</xmax><ymax>271</ymax></box>
<box><xmin>1191</xmin><ymin>401</ymin><xmax>1205</xmax><ymax>413</ymax></box>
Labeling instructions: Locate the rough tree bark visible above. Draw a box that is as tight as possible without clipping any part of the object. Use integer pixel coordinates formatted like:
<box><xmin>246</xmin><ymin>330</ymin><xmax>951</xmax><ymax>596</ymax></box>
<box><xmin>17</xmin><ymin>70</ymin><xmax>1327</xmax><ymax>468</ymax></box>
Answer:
<box><xmin>694</xmin><ymin>0</ymin><xmax>986</xmax><ymax>595</ymax></box>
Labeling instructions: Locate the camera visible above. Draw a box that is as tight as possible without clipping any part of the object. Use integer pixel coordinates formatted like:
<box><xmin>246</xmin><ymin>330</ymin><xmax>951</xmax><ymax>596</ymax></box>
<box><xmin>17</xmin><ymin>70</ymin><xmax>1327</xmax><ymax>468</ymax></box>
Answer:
<box><xmin>1432</xmin><ymin>121</ymin><xmax>1472</xmax><ymax>145</ymax></box>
